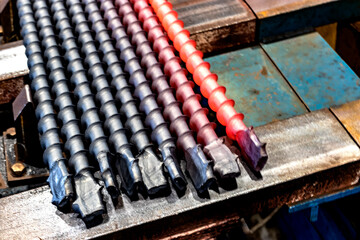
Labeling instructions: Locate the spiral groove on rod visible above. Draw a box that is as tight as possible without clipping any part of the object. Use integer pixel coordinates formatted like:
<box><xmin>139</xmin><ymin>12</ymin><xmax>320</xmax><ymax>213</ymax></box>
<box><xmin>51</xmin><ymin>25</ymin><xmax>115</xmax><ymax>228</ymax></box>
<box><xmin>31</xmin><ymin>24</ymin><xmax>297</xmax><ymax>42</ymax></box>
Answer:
<box><xmin>17</xmin><ymin>0</ymin><xmax>74</xmax><ymax>208</ymax></box>
<box><xmin>56</xmin><ymin>0</ymin><xmax>143</xmax><ymax>197</ymax></box>
<box><xmin>80</xmin><ymin>0</ymin><xmax>170</xmax><ymax>196</ymax></box>
<box><xmin>99</xmin><ymin>0</ymin><xmax>187</xmax><ymax>191</ymax></box>
<box><xmin>46</xmin><ymin>0</ymin><xmax>120</xmax><ymax>198</ymax></box>
<box><xmin>149</xmin><ymin>0</ymin><xmax>268</xmax><ymax>171</ymax></box>
<box><xmin>131</xmin><ymin>0</ymin><xmax>241</xmax><ymax>179</ymax></box>
<box><xmin>24</xmin><ymin>1</ymin><xmax>105</xmax><ymax>220</ymax></box>
<box><xmin>114</xmin><ymin>0</ymin><xmax>219</xmax><ymax>192</ymax></box>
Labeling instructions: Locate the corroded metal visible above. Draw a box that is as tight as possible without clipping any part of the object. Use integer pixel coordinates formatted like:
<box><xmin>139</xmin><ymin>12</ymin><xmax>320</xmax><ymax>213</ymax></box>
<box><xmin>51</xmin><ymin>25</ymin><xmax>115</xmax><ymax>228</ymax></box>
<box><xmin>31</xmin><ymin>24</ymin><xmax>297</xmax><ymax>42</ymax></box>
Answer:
<box><xmin>1</xmin><ymin>109</ymin><xmax>359</xmax><ymax>238</ymax></box>
<box><xmin>205</xmin><ymin>46</ymin><xmax>308</xmax><ymax>127</ymax></box>
<box><xmin>262</xmin><ymin>32</ymin><xmax>360</xmax><ymax>111</ymax></box>
<box><xmin>16</xmin><ymin>0</ymin><xmax>73</xmax><ymax>208</ymax></box>
<box><xmin>99</xmin><ymin>0</ymin><xmax>187</xmax><ymax>191</ymax></box>
<box><xmin>331</xmin><ymin>99</ymin><xmax>360</xmax><ymax>145</ymax></box>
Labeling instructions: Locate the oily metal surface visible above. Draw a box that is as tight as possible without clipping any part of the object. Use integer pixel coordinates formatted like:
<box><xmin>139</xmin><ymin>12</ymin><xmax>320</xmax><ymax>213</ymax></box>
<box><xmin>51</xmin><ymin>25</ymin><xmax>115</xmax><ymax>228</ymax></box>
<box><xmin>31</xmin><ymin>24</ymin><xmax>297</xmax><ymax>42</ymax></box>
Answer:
<box><xmin>205</xmin><ymin>45</ymin><xmax>308</xmax><ymax>128</ymax></box>
<box><xmin>0</xmin><ymin>41</ymin><xmax>28</xmax><ymax>81</ymax></box>
<box><xmin>262</xmin><ymin>32</ymin><xmax>360</xmax><ymax>111</ymax></box>
<box><xmin>331</xmin><ymin>99</ymin><xmax>360</xmax><ymax>145</ymax></box>
<box><xmin>170</xmin><ymin>0</ymin><xmax>256</xmax><ymax>53</ymax></box>
<box><xmin>1</xmin><ymin>109</ymin><xmax>360</xmax><ymax>239</ymax></box>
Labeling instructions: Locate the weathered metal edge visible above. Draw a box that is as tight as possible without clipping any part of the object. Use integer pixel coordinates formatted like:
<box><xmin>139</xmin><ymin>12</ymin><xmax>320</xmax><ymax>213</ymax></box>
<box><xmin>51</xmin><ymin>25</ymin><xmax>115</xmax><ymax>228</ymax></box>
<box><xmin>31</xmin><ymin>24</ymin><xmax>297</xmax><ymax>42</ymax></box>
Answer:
<box><xmin>1</xmin><ymin>109</ymin><xmax>359</xmax><ymax>239</ymax></box>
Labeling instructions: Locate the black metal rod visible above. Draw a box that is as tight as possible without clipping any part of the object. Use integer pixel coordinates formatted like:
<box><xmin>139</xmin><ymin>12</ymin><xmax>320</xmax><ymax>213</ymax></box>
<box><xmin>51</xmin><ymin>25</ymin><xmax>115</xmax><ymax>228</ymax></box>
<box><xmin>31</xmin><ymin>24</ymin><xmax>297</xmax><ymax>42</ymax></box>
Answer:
<box><xmin>17</xmin><ymin>0</ymin><xmax>74</xmax><ymax>208</ymax></box>
<box><xmin>47</xmin><ymin>0</ymin><xmax>119</xmax><ymax>199</ymax></box>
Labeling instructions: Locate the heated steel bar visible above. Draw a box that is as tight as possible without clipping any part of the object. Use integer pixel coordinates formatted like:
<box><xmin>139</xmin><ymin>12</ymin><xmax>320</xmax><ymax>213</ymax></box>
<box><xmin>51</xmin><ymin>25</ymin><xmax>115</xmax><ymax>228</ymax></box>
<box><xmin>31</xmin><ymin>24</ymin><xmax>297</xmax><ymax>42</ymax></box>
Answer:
<box><xmin>47</xmin><ymin>0</ymin><xmax>119</xmax><ymax>198</ymax></box>
<box><xmin>16</xmin><ymin>0</ymin><xmax>74</xmax><ymax>208</ymax></box>
<box><xmin>132</xmin><ymin>0</ymin><xmax>241</xmax><ymax>180</ymax></box>
<box><xmin>150</xmin><ymin>0</ymin><xmax>268</xmax><ymax>171</ymax></box>
<box><xmin>99</xmin><ymin>0</ymin><xmax>187</xmax><ymax>191</ymax></box>
<box><xmin>81</xmin><ymin>0</ymin><xmax>170</xmax><ymax>196</ymax></box>
<box><xmin>60</xmin><ymin>0</ymin><xmax>144</xmax><ymax>197</ymax></box>
<box><xmin>114</xmin><ymin>0</ymin><xmax>219</xmax><ymax>192</ymax></box>
<box><xmin>30</xmin><ymin>0</ymin><xmax>106</xmax><ymax>220</ymax></box>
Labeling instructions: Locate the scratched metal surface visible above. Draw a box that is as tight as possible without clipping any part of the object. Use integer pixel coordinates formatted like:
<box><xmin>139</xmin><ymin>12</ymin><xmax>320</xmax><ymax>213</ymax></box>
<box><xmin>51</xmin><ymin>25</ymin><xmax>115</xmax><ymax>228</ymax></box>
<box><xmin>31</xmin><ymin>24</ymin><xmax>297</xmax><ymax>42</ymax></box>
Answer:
<box><xmin>244</xmin><ymin>0</ymin><xmax>360</xmax><ymax>40</ymax></box>
<box><xmin>331</xmin><ymin>100</ymin><xmax>360</xmax><ymax>145</ymax></box>
<box><xmin>170</xmin><ymin>0</ymin><xmax>256</xmax><ymax>53</ymax></box>
<box><xmin>1</xmin><ymin>109</ymin><xmax>359</xmax><ymax>239</ymax></box>
<box><xmin>205</xmin><ymin>45</ymin><xmax>308</xmax><ymax>128</ymax></box>
<box><xmin>262</xmin><ymin>32</ymin><xmax>360</xmax><ymax>111</ymax></box>
<box><xmin>0</xmin><ymin>41</ymin><xmax>28</xmax><ymax>81</ymax></box>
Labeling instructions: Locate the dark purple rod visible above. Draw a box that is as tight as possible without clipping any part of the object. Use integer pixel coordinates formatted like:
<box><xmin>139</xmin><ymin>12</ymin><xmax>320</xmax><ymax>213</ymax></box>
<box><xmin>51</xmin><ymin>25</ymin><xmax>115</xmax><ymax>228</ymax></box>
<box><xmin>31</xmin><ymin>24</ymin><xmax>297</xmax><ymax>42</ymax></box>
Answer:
<box><xmin>16</xmin><ymin>0</ymin><xmax>74</xmax><ymax>209</ymax></box>
<box><xmin>114</xmin><ymin>0</ymin><xmax>222</xmax><ymax>192</ymax></box>
<box><xmin>99</xmin><ymin>0</ymin><xmax>187</xmax><ymax>191</ymax></box>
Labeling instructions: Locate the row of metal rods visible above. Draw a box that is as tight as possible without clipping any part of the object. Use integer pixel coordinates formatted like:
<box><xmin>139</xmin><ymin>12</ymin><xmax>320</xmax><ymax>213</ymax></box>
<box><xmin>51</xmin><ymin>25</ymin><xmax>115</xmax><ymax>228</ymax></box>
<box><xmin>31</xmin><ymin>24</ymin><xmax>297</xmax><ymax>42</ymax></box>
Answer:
<box><xmin>16</xmin><ymin>0</ymin><xmax>266</xmax><ymax>223</ymax></box>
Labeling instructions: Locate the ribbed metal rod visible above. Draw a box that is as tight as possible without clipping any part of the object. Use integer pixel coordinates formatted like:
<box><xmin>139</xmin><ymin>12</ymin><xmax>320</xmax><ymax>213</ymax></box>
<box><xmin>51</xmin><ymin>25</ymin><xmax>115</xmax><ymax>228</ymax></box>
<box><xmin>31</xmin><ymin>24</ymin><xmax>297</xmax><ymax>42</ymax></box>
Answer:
<box><xmin>114</xmin><ymin>0</ymin><xmax>220</xmax><ymax>192</ymax></box>
<box><xmin>99</xmin><ymin>0</ymin><xmax>187</xmax><ymax>191</ymax></box>
<box><xmin>61</xmin><ymin>0</ymin><xmax>141</xmax><ymax>197</ymax></box>
<box><xmin>17</xmin><ymin>0</ymin><xmax>73</xmax><ymax>209</ymax></box>
<box><xmin>149</xmin><ymin>0</ymin><xmax>268</xmax><ymax>171</ymax></box>
<box><xmin>47</xmin><ymin>0</ymin><xmax>119</xmax><ymax>198</ymax></box>
<box><xmin>131</xmin><ymin>0</ymin><xmax>241</xmax><ymax>179</ymax></box>
<box><xmin>80</xmin><ymin>0</ymin><xmax>171</xmax><ymax>196</ymax></box>
<box><xmin>26</xmin><ymin>0</ymin><xmax>106</xmax><ymax>220</ymax></box>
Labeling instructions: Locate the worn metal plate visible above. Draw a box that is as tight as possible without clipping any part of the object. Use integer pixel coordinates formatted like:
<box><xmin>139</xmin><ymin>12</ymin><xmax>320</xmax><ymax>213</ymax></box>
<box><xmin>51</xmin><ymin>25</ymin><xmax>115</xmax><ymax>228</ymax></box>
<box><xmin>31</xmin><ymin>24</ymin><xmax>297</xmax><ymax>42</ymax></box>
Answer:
<box><xmin>331</xmin><ymin>99</ymin><xmax>360</xmax><ymax>145</ymax></box>
<box><xmin>170</xmin><ymin>0</ymin><xmax>256</xmax><ymax>53</ymax></box>
<box><xmin>245</xmin><ymin>0</ymin><xmax>360</xmax><ymax>41</ymax></box>
<box><xmin>1</xmin><ymin>109</ymin><xmax>359</xmax><ymax>239</ymax></box>
<box><xmin>0</xmin><ymin>41</ymin><xmax>27</xmax><ymax>104</ymax></box>
<box><xmin>205</xmin><ymin>45</ymin><xmax>308</xmax><ymax>128</ymax></box>
<box><xmin>262</xmin><ymin>32</ymin><xmax>360</xmax><ymax>111</ymax></box>
<box><xmin>0</xmin><ymin>41</ymin><xmax>28</xmax><ymax>81</ymax></box>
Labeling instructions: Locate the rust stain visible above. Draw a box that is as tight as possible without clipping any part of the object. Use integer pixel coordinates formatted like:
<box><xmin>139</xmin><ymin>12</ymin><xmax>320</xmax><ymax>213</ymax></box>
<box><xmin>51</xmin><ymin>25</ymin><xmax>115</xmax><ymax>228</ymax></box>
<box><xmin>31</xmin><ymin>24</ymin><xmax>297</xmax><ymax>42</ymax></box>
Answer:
<box><xmin>234</xmin><ymin>73</ymin><xmax>239</xmax><ymax>77</ymax></box>
<box><xmin>260</xmin><ymin>66</ymin><xmax>268</xmax><ymax>76</ymax></box>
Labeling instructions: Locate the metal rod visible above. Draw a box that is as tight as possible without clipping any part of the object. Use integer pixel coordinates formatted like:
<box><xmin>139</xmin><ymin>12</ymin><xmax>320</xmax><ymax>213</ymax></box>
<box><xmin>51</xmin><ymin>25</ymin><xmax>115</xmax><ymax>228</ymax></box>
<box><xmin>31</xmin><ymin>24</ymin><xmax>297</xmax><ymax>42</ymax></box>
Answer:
<box><xmin>99</xmin><ymin>0</ymin><xmax>187</xmax><ymax>191</ymax></box>
<box><xmin>47</xmin><ymin>0</ymin><xmax>119</xmax><ymax>199</ymax></box>
<box><xmin>16</xmin><ymin>0</ymin><xmax>74</xmax><ymax>208</ymax></box>
<box><xmin>132</xmin><ymin>0</ymin><xmax>241</xmax><ymax>180</ymax></box>
<box><xmin>149</xmin><ymin>0</ymin><xmax>268</xmax><ymax>171</ymax></box>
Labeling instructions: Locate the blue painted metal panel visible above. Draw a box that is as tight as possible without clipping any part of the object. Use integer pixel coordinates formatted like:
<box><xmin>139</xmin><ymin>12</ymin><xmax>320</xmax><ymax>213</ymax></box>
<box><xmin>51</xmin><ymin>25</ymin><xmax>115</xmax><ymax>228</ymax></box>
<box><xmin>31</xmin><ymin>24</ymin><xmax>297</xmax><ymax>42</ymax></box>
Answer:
<box><xmin>205</xmin><ymin>45</ymin><xmax>307</xmax><ymax>128</ymax></box>
<box><xmin>262</xmin><ymin>32</ymin><xmax>360</xmax><ymax>111</ymax></box>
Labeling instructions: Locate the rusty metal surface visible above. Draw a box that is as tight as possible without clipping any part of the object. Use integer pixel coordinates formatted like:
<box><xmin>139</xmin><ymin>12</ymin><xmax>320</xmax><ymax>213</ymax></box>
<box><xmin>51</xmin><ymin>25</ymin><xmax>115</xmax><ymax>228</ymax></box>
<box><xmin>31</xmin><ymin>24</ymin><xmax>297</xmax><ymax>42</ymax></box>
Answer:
<box><xmin>170</xmin><ymin>0</ymin><xmax>256</xmax><ymax>53</ymax></box>
<box><xmin>3</xmin><ymin>132</ymin><xmax>48</xmax><ymax>182</ymax></box>
<box><xmin>331</xmin><ymin>100</ymin><xmax>360</xmax><ymax>145</ymax></box>
<box><xmin>0</xmin><ymin>109</ymin><xmax>359</xmax><ymax>239</ymax></box>
<box><xmin>262</xmin><ymin>32</ymin><xmax>360</xmax><ymax>111</ymax></box>
<box><xmin>205</xmin><ymin>45</ymin><xmax>308</xmax><ymax>128</ymax></box>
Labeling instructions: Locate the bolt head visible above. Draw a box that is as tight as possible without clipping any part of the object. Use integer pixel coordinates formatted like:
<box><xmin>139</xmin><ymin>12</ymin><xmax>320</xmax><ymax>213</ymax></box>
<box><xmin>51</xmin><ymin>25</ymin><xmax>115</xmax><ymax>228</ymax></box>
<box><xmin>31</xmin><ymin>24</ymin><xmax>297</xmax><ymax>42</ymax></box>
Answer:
<box><xmin>11</xmin><ymin>162</ymin><xmax>26</xmax><ymax>176</ymax></box>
